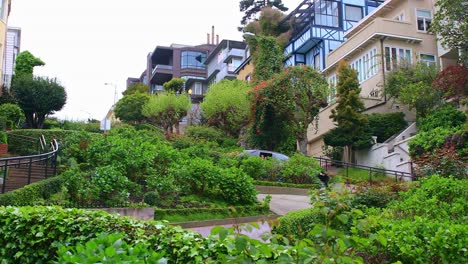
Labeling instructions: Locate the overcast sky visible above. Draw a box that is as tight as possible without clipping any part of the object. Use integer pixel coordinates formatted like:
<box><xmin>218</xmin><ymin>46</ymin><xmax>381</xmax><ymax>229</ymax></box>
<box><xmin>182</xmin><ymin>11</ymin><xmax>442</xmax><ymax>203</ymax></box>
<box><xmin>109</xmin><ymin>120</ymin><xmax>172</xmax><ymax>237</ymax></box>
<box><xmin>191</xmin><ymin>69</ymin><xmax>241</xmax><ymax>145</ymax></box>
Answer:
<box><xmin>8</xmin><ymin>0</ymin><xmax>303</xmax><ymax>121</ymax></box>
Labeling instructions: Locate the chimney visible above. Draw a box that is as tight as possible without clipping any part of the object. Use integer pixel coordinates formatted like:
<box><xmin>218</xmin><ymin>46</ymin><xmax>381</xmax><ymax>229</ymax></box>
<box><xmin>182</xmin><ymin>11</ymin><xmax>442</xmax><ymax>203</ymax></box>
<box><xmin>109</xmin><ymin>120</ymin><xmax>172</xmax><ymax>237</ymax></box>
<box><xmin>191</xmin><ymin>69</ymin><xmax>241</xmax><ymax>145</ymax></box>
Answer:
<box><xmin>207</xmin><ymin>33</ymin><xmax>210</xmax><ymax>44</ymax></box>
<box><xmin>211</xmin><ymin>26</ymin><xmax>215</xmax><ymax>45</ymax></box>
<box><xmin>216</xmin><ymin>35</ymin><xmax>219</xmax><ymax>45</ymax></box>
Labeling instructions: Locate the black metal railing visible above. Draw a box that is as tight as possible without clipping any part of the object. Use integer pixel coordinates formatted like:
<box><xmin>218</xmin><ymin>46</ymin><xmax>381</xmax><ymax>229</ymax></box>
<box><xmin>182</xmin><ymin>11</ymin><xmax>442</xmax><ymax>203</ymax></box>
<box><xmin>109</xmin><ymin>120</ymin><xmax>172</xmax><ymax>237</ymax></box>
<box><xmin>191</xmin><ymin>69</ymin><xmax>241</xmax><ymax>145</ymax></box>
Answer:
<box><xmin>0</xmin><ymin>139</ymin><xmax>59</xmax><ymax>194</ymax></box>
<box><xmin>314</xmin><ymin>156</ymin><xmax>417</xmax><ymax>183</ymax></box>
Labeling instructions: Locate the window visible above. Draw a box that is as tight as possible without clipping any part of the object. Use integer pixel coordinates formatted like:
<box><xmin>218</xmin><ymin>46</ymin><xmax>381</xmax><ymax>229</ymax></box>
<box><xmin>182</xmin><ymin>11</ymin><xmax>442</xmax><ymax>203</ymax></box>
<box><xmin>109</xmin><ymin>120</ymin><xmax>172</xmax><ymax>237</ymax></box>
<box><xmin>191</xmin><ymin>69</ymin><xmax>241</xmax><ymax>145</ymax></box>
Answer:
<box><xmin>193</xmin><ymin>82</ymin><xmax>203</xmax><ymax>95</ymax></box>
<box><xmin>314</xmin><ymin>54</ymin><xmax>321</xmax><ymax>70</ymax></box>
<box><xmin>350</xmin><ymin>48</ymin><xmax>378</xmax><ymax>83</ymax></box>
<box><xmin>416</xmin><ymin>10</ymin><xmax>432</xmax><ymax>32</ymax></box>
<box><xmin>181</xmin><ymin>51</ymin><xmax>206</xmax><ymax>69</ymax></box>
<box><xmin>345</xmin><ymin>5</ymin><xmax>362</xmax><ymax>22</ymax></box>
<box><xmin>328</xmin><ymin>75</ymin><xmax>337</xmax><ymax>102</ymax></box>
<box><xmin>228</xmin><ymin>58</ymin><xmax>242</xmax><ymax>72</ymax></box>
<box><xmin>385</xmin><ymin>46</ymin><xmax>412</xmax><ymax>71</ymax></box>
<box><xmin>245</xmin><ymin>75</ymin><xmax>251</xmax><ymax>82</ymax></box>
<box><xmin>394</xmin><ymin>13</ymin><xmax>404</xmax><ymax>21</ymax></box>
<box><xmin>420</xmin><ymin>54</ymin><xmax>436</xmax><ymax>66</ymax></box>
<box><xmin>314</xmin><ymin>0</ymin><xmax>340</xmax><ymax>28</ymax></box>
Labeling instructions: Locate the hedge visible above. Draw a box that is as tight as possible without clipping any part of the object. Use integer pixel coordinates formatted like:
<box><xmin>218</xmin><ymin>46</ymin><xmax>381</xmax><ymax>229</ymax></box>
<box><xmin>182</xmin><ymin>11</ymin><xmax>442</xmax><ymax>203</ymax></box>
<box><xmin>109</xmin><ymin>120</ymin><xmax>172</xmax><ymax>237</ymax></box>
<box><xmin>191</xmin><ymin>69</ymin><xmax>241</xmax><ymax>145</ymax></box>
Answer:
<box><xmin>154</xmin><ymin>204</ymin><xmax>270</xmax><ymax>221</ymax></box>
<box><xmin>0</xmin><ymin>176</ymin><xmax>64</xmax><ymax>206</ymax></box>
<box><xmin>272</xmin><ymin>208</ymin><xmax>324</xmax><ymax>239</ymax></box>
<box><xmin>254</xmin><ymin>180</ymin><xmax>320</xmax><ymax>189</ymax></box>
<box><xmin>6</xmin><ymin>129</ymin><xmax>83</xmax><ymax>155</ymax></box>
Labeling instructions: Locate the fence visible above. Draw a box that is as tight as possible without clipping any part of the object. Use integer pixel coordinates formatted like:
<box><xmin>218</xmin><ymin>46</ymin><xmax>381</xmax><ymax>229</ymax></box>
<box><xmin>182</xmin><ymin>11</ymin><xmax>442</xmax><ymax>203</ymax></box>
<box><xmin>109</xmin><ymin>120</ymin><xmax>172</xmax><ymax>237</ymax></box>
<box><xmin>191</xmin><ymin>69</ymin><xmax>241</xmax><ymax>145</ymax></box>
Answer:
<box><xmin>314</xmin><ymin>156</ymin><xmax>417</xmax><ymax>183</ymax></box>
<box><xmin>0</xmin><ymin>139</ymin><xmax>59</xmax><ymax>194</ymax></box>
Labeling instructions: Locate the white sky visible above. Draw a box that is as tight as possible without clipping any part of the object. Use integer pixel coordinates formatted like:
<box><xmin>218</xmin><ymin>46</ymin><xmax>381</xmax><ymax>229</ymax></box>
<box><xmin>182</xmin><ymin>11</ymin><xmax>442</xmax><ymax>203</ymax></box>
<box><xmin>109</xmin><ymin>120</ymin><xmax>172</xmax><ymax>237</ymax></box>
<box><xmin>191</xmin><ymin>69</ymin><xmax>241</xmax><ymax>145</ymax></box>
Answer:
<box><xmin>8</xmin><ymin>0</ymin><xmax>303</xmax><ymax>121</ymax></box>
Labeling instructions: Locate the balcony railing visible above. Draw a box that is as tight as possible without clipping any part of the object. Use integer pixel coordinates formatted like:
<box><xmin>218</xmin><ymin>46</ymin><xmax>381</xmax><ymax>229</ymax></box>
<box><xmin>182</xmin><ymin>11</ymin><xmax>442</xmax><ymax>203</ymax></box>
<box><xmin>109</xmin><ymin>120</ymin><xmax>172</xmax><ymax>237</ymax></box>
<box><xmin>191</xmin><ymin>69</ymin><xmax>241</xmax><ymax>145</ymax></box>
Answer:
<box><xmin>152</xmin><ymin>64</ymin><xmax>173</xmax><ymax>75</ymax></box>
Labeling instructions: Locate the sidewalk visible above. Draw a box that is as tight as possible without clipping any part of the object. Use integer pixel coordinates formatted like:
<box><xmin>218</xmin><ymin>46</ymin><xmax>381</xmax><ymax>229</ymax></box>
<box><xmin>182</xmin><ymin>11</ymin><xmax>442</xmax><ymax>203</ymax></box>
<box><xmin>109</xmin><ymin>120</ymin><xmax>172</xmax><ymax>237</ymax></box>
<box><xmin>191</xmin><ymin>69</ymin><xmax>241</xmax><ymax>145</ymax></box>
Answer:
<box><xmin>257</xmin><ymin>194</ymin><xmax>311</xmax><ymax>215</ymax></box>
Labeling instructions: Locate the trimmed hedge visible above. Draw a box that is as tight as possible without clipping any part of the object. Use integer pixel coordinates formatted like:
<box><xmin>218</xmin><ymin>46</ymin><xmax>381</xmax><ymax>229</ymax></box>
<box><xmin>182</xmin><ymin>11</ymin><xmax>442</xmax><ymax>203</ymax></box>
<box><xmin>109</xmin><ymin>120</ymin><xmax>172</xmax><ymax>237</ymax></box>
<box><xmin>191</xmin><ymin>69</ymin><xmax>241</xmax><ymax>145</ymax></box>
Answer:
<box><xmin>0</xmin><ymin>176</ymin><xmax>64</xmax><ymax>206</ymax></box>
<box><xmin>154</xmin><ymin>204</ymin><xmax>270</xmax><ymax>221</ymax></box>
<box><xmin>7</xmin><ymin>129</ymin><xmax>83</xmax><ymax>155</ymax></box>
<box><xmin>273</xmin><ymin>208</ymin><xmax>324</xmax><ymax>239</ymax></box>
<box><xmin>254</xmin><ymin>180</ymin><xmax>319</xmax><ymax>189</ymax></box>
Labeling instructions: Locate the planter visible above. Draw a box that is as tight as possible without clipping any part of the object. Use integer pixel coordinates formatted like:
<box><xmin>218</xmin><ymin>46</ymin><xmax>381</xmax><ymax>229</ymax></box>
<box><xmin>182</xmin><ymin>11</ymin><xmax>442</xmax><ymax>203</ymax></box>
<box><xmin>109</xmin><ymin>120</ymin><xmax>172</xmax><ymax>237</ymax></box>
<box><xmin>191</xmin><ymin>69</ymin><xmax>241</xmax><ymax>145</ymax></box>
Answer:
<box><xmin>0</xmin><ymin>143</ymin><xmax>8</xmax><ymax>155</ymax></box>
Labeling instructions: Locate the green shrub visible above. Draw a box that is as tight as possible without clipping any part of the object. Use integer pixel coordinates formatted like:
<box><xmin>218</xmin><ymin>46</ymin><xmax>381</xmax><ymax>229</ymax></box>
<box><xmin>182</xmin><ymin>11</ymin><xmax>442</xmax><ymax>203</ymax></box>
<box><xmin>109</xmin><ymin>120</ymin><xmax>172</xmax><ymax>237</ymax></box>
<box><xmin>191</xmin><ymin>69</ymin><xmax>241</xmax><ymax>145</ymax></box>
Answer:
<box><xmin>240</xmin><ymin>156</ymin><xmax>270</xmax><ymax>180</ymax></box>
<box><xmin>418</xmin><ymin>104</ymin><xmax>466</xmax><ymax>132</ymax></box>
<box><xmin>273</xmin><ymin>208</ymin><xmax>324</xmax><ymax>239</ymax></box>
<box><xmin>352</xmin><ymin>185</ymin><xmax>399</xmax><ymax>208</ymax></box>
<box><xmin>143</xmin><ymin>191</ymin><xmax>160</xmax><ymax>206</ymax></box>
<box><xmin>56</xmin><ymin>232</ymin><xmax>165</xmax><ymax>263</ymax></box>
<box><xmin>280</xmin><ymin>153</ymin><xmax>322</xmax><ymax>185</ymax></box>
<box><xmin>253</xmin><ymin>180</ymin><xmax>318</xmax><ymax>189</ymax></box>
<box><xmin>367</xmin><ymin>112</ymin><xmax>407</xmax><ymax>143</ymax></box>
<box><xmin>0</xmin><ymin>131</ymin><xmax>7</xmax><ymax>144</ymax></box>
<box><xmin>185</xmin><ymin>125</ymin><xmax>224</xmax><ymax>143</ymax></box>
<box><xmin>0</xmin><ymin>103</ymin><xmax>24</xmax><ymax>129</ymax></box>
<box><xmin>217</xmin><ymin>167</ymin><xmax>258</xmax><ymax>205</ymax></box>
<box><xmin>0</xmin><ymin>176</ymin><xmax>64</xmax><ymax>206</ymax></box>
<box><xmin>409</xmin><ymin>126</ymin><xmax>462</xmax><ymax>157</ymax></box>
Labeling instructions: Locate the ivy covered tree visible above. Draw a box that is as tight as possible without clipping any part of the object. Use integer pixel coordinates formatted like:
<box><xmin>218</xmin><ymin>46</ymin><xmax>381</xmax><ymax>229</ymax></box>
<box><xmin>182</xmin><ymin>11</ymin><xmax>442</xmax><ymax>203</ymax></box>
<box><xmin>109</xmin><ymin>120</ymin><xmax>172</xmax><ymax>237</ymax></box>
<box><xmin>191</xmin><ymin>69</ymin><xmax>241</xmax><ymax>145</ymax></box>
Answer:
<box><xmin>324</xmin><ymin>61</ymin><xmax>371</xmax><ymax>162</ymax></box>
<box><xmin>239</xmin><ymin>0</ymin><xmax>288</xmax><ymax>30</ymax></box>
<box><xmin>142</xmin><ymin>92</ymin><xmax>191</xmax><ymax>134</ymax></box>
<box><xmin>163</xmin><ymin>78</ymin><xmax>185</xmax><ymax>94</ymax></box>
<box><xmin>114</xmin><ymin>93</ymin><xmax>150</xmax><ymax>125</ymax></box>
<box><xmin>14</xmin><ymin>51</ymin><xmax>45</xmax><ymax>77</ymax></box>
<box><xmin>250</xmin><ymin>36</ymin><xmax>284</xmax><ymax>84</ymax></box>
<box><xmin>251</xmin><ymin>65</ymin><xmax>329</xmax><ymax>154</ymax></box>
<box><xmin>11</xmin><ymin>75</ymin><xmax>67</xmax><ymax>129</ymax></box>
<box><xmin>200</xmin><ymin>79</ymin><xmax>251</xmax><ymax>137</ymax></box>
<box><xmin>430</xmin><ymin>0</ymin><xmax>468</xmax><ymax>65</ymax></box>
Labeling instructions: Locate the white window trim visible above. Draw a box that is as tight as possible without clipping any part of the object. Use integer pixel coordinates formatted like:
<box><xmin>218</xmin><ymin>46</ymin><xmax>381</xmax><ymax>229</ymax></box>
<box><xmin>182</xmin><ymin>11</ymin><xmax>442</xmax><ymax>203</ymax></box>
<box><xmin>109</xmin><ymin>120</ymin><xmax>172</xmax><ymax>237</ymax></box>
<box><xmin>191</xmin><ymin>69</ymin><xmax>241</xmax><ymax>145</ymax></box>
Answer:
<box><xmin>415</xmin><ymin>9</ymin><xmax>432</xmax><ymax>33</ymax></box>
<box><xmin>384</xmin><ymin>45</ymin><xmax>413</xmax><ymax>72</ymax></box>
<box><xmin>394</xmin><ymin>12</ymin><xmax>404</xmax><ymax>21</ymax></box>
<box><xmin>418</xmin><ymin>53</ymin><xmax>436</xmax><ymax>66</ymax></box>
<box><xmin>349</xmin><ymin>47</ymin><xmax>379</xmax><ymax>83</ymax></box>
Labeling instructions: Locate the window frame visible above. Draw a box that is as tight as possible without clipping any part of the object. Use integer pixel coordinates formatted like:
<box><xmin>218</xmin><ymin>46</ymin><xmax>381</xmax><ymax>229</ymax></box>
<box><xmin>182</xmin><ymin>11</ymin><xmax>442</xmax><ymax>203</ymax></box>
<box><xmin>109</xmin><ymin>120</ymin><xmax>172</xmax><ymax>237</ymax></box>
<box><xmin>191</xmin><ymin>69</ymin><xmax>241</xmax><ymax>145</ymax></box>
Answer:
<box><xmin>384</xmin><ymin>46</ymin><xmax>412</xmax><ymax>72</ymax></box>
<box><xmin>416</xmin><ymin>9</ymin><xmax>432</xmax><ymax>33</ymax></box>
<box><xmin>344</xmin><ymin>4</ymin><xmax>363</xmax><ymax>22</ymax></box>
<box><xmin>419</xmin><ymin>53</ymin><xmax>436</xmax><ymax>66</ymax></box>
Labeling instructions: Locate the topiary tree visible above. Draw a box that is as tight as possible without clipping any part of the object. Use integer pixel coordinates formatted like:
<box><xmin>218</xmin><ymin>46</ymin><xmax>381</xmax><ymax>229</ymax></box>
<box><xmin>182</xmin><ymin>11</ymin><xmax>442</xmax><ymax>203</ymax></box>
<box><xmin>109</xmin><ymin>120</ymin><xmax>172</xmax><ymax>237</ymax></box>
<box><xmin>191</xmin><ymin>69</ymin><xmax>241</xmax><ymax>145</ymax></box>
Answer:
<box><xmin>162</xmin><ymin>78</ymin><xmax>185</xmax><ymax>94</ymax></box>
<box><xmin>142</xmin><ymin>92</ymin><xmax>191</xmax><ymax>134</ymax></box>
<box><xmin>14</xmin><ymin>51</ymin><xmax>45</xmax><ymax>77</ymax></box>
<box><xmin>243</xmin><ymin>7</ymin><xmax>291</xmax><ymax>47</ymax></box>
<box><xmin>200</xmin><ymin>79</ymin><xmax>251</xmax><ymax>137</ymax></box>
<box><xmin>251</xmin><ymin>65</ymin><xmax>329</xmax><ymax>154</ymax></box>
<box><xmin>324</xmin><ymin>61</ymin><xmax>372</xmax><ymax>161</ymax></box>
<box><xmin>239</xmin><ymin>0</ymin><xmax>288</xmax><ymax>30</ymax></box>
<box><xmin>122</xmin><ymin>83</ymin><xmax>149</xmax><ymax>96</ymax></box>
<box><xmin>114</xmin><ymin>93</ymin><xmax>150</xmax><ymax>125</ymax></box>
<box><xmin>11</xmin><ymin>75</ymin><xmax>67</xmax><ymax>129</ymax></box>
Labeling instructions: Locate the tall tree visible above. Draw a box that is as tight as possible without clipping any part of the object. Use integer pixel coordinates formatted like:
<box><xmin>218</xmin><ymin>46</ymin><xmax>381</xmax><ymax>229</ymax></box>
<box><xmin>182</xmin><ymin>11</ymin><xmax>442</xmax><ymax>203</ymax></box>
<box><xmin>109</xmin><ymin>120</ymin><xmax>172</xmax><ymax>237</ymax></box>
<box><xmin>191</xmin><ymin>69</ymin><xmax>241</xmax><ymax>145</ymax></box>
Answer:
<box><xmin>200</xmin><ymin>79</ymin><xmax>251</xmax><ymax>137</ymax></box>
<box><xmin>122</xmin><ymin>83</ymin><xmax>149</xmax><ymax>96</ymax></box>
<box><xmin>142</xmin><ymin>92</ymin><xmax>191</xmax><ymax>134</ymax></box>
<box><xmin>11</xmin><ymin>75</ymin><xmax>67</xmax><ymax>129</ymax></box>
<box><xmin>239</xmin><ymin>0</ymin><xmax>288</xmax><ymax>29</ymax></box>
<box><xmin>430</xmin><ymin>0</ymin><xmax>468</xmax><ymax>65</ymax></box>
<box><xmin>251</xmin><ymin>66</ymin><xmax>329</xmax><ymax>154</ymax></box>
<box><xmin>243</xmin><ymin>7</ymin><xmax>291</xmax><ymax>47</ymax></box>
<box><xmin>324</xmin><ymin>61</ymin><xmax>371</xmax><ymax>162</ymax></box>
<box><xmin>114</xmin><ymin>93</ymin><xmax>150</xmax><ymax>124</ymax></box>
<box><xmin>14</xmin><ymin>51</ymin><xmax>45</xmax><ymax>76</ymax></box>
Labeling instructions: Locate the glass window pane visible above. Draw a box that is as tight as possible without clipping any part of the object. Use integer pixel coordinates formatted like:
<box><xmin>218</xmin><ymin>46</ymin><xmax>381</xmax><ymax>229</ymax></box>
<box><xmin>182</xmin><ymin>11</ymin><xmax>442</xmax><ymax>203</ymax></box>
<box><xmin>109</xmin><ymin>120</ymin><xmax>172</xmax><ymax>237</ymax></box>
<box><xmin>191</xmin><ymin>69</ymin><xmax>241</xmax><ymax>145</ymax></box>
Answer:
<box><xmin>345</xmin><ymin>5</ymin><xmax>362</xmax><ymax>21</ymax></box>
<box><xmin>417</xmin><ymin>10</ymin><xmax>431</xmax><ymax>18</ymax></box>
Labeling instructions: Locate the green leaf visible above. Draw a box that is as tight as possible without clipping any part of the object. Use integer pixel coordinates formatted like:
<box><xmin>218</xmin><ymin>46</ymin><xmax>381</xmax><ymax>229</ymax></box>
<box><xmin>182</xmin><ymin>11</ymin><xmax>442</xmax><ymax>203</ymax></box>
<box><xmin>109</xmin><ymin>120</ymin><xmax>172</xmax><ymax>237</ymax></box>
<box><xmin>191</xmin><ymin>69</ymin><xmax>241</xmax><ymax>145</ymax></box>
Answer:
<box><xmin>336</xmin><ymin>214</ymin><xmax>349</xmax><ymax>224</ymax></box>
<box><xmin>235</xmin><ymin>237</ymin><xmax>248</xmax><ymax>251</ymax></box>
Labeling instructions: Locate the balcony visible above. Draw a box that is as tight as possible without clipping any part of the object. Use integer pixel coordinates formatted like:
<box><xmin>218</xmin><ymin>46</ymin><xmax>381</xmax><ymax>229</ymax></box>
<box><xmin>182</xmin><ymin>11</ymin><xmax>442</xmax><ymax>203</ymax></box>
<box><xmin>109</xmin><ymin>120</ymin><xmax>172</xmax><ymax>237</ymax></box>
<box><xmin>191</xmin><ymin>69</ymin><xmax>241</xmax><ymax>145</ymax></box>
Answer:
<box><xmin>223</xmin><ymin>49</ymin><xmax>244</xmax><ymax>63</ymax></box>
<box><xmin>325</xmin><ymin>18</ymin><xmax>422</xmax><ymax>70</ymax></box>
<box><xmin>152</xmin><ymin>64</ymin><xmax>173</xmax><ymax>75</ymax></box>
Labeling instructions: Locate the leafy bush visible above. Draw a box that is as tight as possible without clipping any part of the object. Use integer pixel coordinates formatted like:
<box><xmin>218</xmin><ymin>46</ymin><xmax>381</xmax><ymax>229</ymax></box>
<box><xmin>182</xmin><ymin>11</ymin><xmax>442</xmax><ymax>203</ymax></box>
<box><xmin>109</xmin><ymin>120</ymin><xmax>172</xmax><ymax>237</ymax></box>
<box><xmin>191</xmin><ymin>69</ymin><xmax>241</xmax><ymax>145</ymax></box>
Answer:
<box><xmin>143</xmin><ymin>191</ymin><xmax>160</xmax><ymax>206</ymax></box>
<box><xmin>0</xmin><ymin>103</ymin><xmax>24</xmax><ymax>129</ymax></box>
<box><xmin>0</xmin><ymin>176</ymin><xmax>64</xmax><ymax>206</ymax></box>
<box><xmin>280</xmin><ymin>153</ymin><xmax>322</xmax><ymax>185</ymax></box>
<box><xmin>409</xmin><ymin>126</ymin><xmax>462</xmax><ymax>156</ymax></box>
<box><xmin>185</xmin><ymin>125</ymin><xmax>224</xmax><ymax>143</ymax></box>
<box><xmin>253</xmin><ymin>180</ymin><xmax>318</xmax><ymax>189</ymax></box>
<box><xmin>0</xmin><ymin>131</ymin><xmax>7</xmax><ymax>144</ymax></box>
<box><xmin>217</xmin><ymin>167</ymin><xmax>258</xmax><ymax>205</ymax></box>
<box><xmin>239</xmin><ymin>156</ymin><xmax>271</xmax><ymax>180</ymax></box>
<box><xmin>367</xmin><ymin>112</ymin><xmax>407</xmax><ymax>143</ymax></box>
<box><xmin>273</xmin><ymin>208</ymin><xmax>324</xmax><ymax>239</ymax></box>
<box><xmin>417</xmin><ymin>104</ymin><xmax>466</xmax><ymax>132</ymax></box>
<box><xmin>57</xmin><ymin>233</ymin><xmax>166</xmax><ymax>263</ymax></box>
<box><xmin>352</xmin><ymin>185</ymin><xmax>399</xmax><ymax>208</ymax></box>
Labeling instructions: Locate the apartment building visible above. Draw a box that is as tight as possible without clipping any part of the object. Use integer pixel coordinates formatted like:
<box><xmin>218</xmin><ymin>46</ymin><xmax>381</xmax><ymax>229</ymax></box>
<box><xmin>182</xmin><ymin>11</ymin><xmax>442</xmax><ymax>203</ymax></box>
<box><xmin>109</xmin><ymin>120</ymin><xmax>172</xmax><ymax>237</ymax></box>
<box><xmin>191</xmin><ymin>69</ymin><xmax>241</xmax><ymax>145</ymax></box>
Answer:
<box><xmin>205</xmin><ymin>39</ymin><xmax>246</xmax><ymax>87</ymax></box>
<box><xmin>0</xmin><ymin>0</ymin><xmax>11</xmax><ymax>95</ymax></box>
<box><xmin>146</xmin><ymin>43</ymin><xmax>215</xmax><ymax>103</ymax></box>
<box><xmin>2</xmin><ymin>27</ymin><xmax>20</xmax><ymax>90</ymax></box>
<box><xmin>304</xmin><ymin>0</ymin><xmax>442</xmax><ymax>157</ymax></box>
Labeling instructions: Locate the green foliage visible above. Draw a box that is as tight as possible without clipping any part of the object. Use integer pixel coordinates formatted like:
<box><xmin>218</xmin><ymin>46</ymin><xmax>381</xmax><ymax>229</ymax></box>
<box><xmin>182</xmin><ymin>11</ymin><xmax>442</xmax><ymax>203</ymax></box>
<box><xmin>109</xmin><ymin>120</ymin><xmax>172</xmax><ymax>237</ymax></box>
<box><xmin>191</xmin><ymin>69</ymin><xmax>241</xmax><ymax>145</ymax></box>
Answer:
<box><xmin>367</xmin><ymin>112</ymin><xmax>407</xmax><ymax>143</ymax></box>
<box><xmin>430</xmin><ymin>0</ymin><xmax>468</xmax><ymax>65</ymax></box>
<box><xmin>253</xmin><ymin>180</ymin><xmax>318</xmax><ymax>189</ymax></box>
<box><xmin>273</xmin><ymin>208</ymin><xmax>324</xmax><ymax>239</ymax></box>
<box><xmin>142</xmin><ymin>92</ymin><xmax>191</xmax><ymax>134</ymax></box>
<box><xmin>409</xmin><ymin>126</ymin><xmax>462</xmax><ymax>156</ymax></box>
<box><xmin>250</xmin><ymin>36</ymin><xmax>284</xmax><ymax>83</ymax></box>
<box><xmin>0</xmin><ymin>103</ymin><xmax>24</xmax><ymax>129</ymax></box>
<box><xmin>280</xmin><ymin>154</ymin><xmax>322</xmax><ymax>185</ymax></box>
<box><xmin>14</xmin><ymin>50</ymin><xmax>45</xmax><ymax>76</ymax></box>
<box><xmin>122</xmin><ymin>82</ymin><xmax>149</xmax><ymax>96</ymax></box>
<box><xmin>162</xmin><ymin>78</ymin><xmax>185</xmax><ymax>94</ymax></box>
<box><xmin>7</xmin><ymin>129</ymin><xmax>81</xmax><ymax>155</ymax></box>
<box><xmin>185</xmin><ymin>125</ymin><xmax>224</xmax><ymax>143</ymax></box>
<box><xmin>243</xmin><ymin>7</ymin><xmax>291</xmax><ymax>47</ymax></box>
<box><xmin>418</xmin><ymin>104</ymin><xmax>466</xmax><ymax>132</ymax></box>
<box><xmin>325</xmin><ymin>61</ymin><xmax>371</xmax><ymax>153</ymax></box>
<box><xmin>0</xmin><ymin>131</ymin><xmax>7</xmax><ymax>144</ymax></box>
<box><xmin>385</xmin><ymin>62</ymin><xmax>441</xmax><ymax>117</ymax></box>
<box><xmin>240</xmin><ymin>156</ymin><xmax>274</xmax><ymax>180</ymax></box>
<box><xmin>143</xmin><ymin>191</ymin><xmax>160</xmax><ymax>206</ymax></box>
<box><xmin>56</xmin><ymin>233</ymin><xmax>166</xmax><ymax>263</ymax></box>
<box><xmin>11</xmin><ymin>75</ymin><xmax>67</xmax><ymax>128</ymax></box>
<box><xmin>0</xmin><ymin>176</ymin><xmax>64</xmax><ymax>206</ymax></box>
<box><xmin>114</xmin><ymin>93</ymin><xmax>150</xmax><ymax>124</ymax></box>
<box><xmin>352</xmin><ymin>185</ymin><xmax>399</xmax><ymax>208</ymax></box>
<box><xmin>201</xmin><ymin>79</ymin><xmax>251</xmax><ymax>137</ymax></box>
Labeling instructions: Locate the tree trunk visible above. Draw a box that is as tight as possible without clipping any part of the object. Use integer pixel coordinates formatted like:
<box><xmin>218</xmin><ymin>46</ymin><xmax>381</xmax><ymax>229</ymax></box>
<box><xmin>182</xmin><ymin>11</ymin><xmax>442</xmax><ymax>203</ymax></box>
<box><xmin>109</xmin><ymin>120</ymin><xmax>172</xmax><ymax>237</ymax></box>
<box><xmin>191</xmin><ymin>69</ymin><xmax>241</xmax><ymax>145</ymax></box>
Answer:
<box><xmin>175</xmin><ymin>122</ymin><xmax>180</xmax><ymax>135</ymax></box>
<box><xmin>297</xmin><ymin>131</ymin><xmax>308</xmax><ymax>155</ymax></box>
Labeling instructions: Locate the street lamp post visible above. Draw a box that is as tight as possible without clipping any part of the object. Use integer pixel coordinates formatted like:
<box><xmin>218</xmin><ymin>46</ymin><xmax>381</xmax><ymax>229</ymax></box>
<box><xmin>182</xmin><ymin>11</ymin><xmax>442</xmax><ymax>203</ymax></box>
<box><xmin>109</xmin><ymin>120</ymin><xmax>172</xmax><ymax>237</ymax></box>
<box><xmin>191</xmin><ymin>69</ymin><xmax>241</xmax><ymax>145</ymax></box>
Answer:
<box><xmin>104</xmin><ymin>82</ymin><xmax>118</xmax><ymax>105</ymax></box>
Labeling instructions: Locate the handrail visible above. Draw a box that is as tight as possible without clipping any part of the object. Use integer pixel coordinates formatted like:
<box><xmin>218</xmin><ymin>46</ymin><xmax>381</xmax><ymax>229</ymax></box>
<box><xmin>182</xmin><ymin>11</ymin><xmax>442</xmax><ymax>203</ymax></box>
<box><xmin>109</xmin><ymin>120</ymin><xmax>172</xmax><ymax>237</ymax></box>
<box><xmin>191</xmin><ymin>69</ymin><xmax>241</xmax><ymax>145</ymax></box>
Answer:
<box><xmin>314</xmin><ymin>156</ymin><xmax>417</xmax><ymax>183</ymax></box>
<box><xmin>0</xmin><ymin>139</ymin><xmax>59</xmax><ymax>193</ymax></box>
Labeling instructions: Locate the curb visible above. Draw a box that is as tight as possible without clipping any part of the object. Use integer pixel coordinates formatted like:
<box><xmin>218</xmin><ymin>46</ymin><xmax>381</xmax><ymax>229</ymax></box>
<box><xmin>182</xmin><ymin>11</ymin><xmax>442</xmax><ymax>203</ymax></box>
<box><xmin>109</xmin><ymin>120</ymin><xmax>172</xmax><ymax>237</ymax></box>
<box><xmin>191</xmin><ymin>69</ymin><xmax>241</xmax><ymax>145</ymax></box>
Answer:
<box><xmin>255</xmin><ymin>185</ymin><xmax>310</xmax><ymax>195</ymax></box>
<box><xmin>170</xmin><ymin>213</ymin><xmax>278</xmax><ymax>228</ymax></box>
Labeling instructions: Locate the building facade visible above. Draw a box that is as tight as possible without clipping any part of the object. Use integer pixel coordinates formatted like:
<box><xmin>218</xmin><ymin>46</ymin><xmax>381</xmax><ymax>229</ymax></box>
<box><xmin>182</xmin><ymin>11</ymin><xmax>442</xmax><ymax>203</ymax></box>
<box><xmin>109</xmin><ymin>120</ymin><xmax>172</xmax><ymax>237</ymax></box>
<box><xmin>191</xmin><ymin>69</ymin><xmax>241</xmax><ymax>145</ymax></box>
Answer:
<box><xmin>205</xmin><ymin>39</ymin><xmax>246</xmax><ymax>87</ymax></box>
<box><xmin>300</xmin><ymin>0</ymin><xmax>442</xmax><ymax>158</ymax></box>
<box><xmin>2</xmin><ymin>26</ymin><xmax>20</xmax><ymax>90</ymax></box>
<box><xmin>0</xmin><ymin>0</ymin><xmax>11</xmax><ymax>95</ymax></box>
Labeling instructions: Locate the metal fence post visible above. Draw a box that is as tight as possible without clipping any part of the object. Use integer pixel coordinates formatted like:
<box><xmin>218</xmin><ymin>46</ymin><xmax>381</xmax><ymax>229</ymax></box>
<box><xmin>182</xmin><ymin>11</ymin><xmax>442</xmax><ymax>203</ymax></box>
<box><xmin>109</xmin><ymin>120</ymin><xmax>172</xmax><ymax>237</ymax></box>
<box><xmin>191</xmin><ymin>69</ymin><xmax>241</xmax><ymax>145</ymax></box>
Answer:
<box><xmin>2</xmin><ymin>160</ymin><xmax>8</xmax><ymax>194</ymax></box>
<box><xmin>27</xmin><ymin>157</ymin><xmax>33</xmax><ymax>184</ymax></box>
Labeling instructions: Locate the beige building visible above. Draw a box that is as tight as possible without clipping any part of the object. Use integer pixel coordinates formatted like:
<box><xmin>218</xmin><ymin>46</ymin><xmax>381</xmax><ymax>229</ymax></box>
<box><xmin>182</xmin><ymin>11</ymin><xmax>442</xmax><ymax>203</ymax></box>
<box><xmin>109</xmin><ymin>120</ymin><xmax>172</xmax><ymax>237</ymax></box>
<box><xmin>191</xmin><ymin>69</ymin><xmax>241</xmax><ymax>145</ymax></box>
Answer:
<box><xmin>307</xmin><ymin>0</ymin><xmax>450</xmax><ymax>157</ymax></box>
<box><xmin>0</xmin><ymin>0</ymin><xmax>11</xmax><ymax>96</ymax></box>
